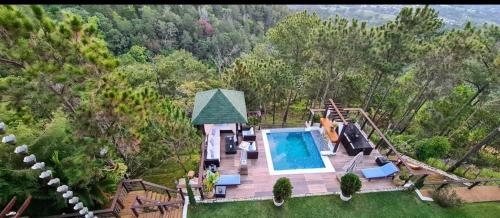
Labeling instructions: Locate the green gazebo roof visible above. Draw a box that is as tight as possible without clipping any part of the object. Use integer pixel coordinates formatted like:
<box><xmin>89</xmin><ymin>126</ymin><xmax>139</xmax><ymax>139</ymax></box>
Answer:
<box><xmin>191</xmin><ymin>89</ymin><xmax>248</xmax><ymax>125</ymax></box>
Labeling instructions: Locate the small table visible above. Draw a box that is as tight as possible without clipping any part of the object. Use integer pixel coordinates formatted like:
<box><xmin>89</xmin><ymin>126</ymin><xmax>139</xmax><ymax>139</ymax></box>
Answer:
<box><xmin>225</xmin><ymin>136</ymin><xmax>237</xmax><ymax>154</ymax></box>
<box><xmin>376</xmin><ymin>156</ymin><xmax>390</xmax><ymax>166</ymax></box>
<box><xmin>215</xmin><ymin>186</ymin><xmax>226</xmax><ymax>198</ymax></box>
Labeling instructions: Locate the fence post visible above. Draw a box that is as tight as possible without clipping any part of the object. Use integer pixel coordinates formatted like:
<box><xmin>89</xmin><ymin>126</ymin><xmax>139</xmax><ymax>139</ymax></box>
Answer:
<box><xmin>140</xmin><ymin>180</ymin><xmax>147</xmax><ymax>191</ymax></box>
<box><xmin>132</xmin><ymin>208</ymin><xmax>139</xmax><ymax>217</ymax></box>
<box><xmin>468</xmin><ymin>181</ymin><xmax>481</xmax><ymax>190</ymax></box>
<box><xmin>437</xmin><ymin>183</ymin><xmax>449</xmax><ymax>190</ymax></box>
<box><xmin>179</xmin><ymin>188</ymin><xmax>185</xmax><ymax>203</ymax></box>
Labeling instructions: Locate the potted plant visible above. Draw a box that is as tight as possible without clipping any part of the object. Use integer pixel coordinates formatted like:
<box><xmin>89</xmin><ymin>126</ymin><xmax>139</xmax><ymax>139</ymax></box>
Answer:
<box><xmin>203</xmin><ymin>170</ymin><xmax>220</xmax><ymax>199</ymax></box>
<box><xmin>272</xmin><ymin>177</ymin><xmax>293</xmax><ymax>207</ymax></box>
<box><xmin>340</xmin><ymin>173</ymin><xmax>361</xmax><ymax>201</ymax></box>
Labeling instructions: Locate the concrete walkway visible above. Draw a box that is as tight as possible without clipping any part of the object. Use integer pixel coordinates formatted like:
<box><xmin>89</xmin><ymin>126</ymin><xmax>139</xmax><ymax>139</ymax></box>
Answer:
<box><xmin>421</xmin><ymin>186</ymin><xmax>500</xmax><ymax>203</ymax></box>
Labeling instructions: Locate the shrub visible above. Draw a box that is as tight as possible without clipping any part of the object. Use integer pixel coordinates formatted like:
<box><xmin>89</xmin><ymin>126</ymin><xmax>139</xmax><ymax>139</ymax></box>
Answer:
<box><xmin>248</xmin><ymin>116</ymin><xmax>261</xmax><ymax>127</ymax></box>
<box><xmin>415</xmin><ymin>136</ymin><xmax>451</xmax><ymax>161</ymax></box>
<box><xmin>399</xmin><ymin>167</ymin><xmax>411</xmax><ymax>181</ymax></box>
<box><xmin>273</xmin><ymin>177</ymin><xmax>293</xmax><ymax>202</ymax></box>
<box><xmin>185</xmin><ymin>176</ymin><xmax>196</xmax><ymax>205</ymax></box>
<box><xmin>340</xmin><ymin>173</ymin><xmax>362</xmax><ymax>196</ymax></box>
<box><xmin>312</xmin><ymin>113</ymin><xmax>321</xmax><ymax>123</ymax></box>
<box><xmin>432</xmin><ymin>187</ymin><xmax>463</xmax><ymax>208</ymax></box>
<box><xmin>426</xmin><ymin>158</ymin><xmax>449</xmax><ymax>171</ymax></box>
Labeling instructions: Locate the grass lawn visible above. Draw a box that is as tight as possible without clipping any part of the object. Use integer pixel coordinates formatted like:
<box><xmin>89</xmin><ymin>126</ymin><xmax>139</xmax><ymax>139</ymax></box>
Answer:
<box><xmin>188</xmin><ymin>191</ymin><xmax>500</xmax><ymax>218</ymax></box>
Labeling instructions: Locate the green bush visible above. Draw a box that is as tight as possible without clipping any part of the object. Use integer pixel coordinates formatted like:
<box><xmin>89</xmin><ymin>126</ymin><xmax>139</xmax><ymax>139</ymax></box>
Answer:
<box><xmin>185</xmin><ymin>176</ymin><xmax>196</xmax><ymax>205</ymax></box>
<box><xmin>273</xmin><ymin>177</ymin><xmax>293</xmax><ymax>202</ymax></box>
<box><xmin>415</xmin><ymin>136</ymin><xmax>451</xmax><ymax>161</ymax></box>
<box><xmin>312</xmin><ymin>113</ymin><xmax>321</xmax><ymax>123</ymax></box>
<box><xmin>340</xmin><ymin>173</ymin><xmax>362</xmax><ymax>197</ymax></box>
<box><xmin>248</xmin><ymin>116</ymin><xmax>261</xmax><ymax>127</ymax></box>
<box><xmin>432</xmin><ymin>187</ymin><xmax>463</xmax><ymax>208</ymax></box>
<box><xmin>425</xmin><ymin>158</ymin><xmax>449</xmax><ymax>171</ymax></box>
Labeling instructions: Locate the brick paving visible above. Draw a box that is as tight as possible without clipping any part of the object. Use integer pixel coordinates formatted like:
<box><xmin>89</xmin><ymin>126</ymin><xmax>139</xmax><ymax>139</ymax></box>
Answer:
<box><xmin>215</xmin><ymin>129</ymin><xmax>398</xmax><ymax>200</ymax></box>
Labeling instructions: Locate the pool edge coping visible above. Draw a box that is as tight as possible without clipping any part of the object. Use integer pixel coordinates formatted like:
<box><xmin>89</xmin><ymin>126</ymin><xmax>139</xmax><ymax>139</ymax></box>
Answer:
<box><xmin>261</xmin><ymin>128</ymin><xmax>336</xmax><ymax>176</ymax></box>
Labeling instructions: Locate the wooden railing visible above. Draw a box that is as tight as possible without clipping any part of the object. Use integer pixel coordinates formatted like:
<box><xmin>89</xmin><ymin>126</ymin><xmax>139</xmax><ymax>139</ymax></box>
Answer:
<box><xmin>423</xmin><ymin>178</ymin><xmax>500</xmax><ymax>190</ymax></box>
<box><xmin>1</xmin><ymin>195</ymin><xmax>32</xmax><ymax>218</ymax></box>
<box><xmin>45</xmin><ymin>179</ymin><xmax>185</xmax><ymax>218</ymax></box>
<box><xmin>1</xmin><ymin>197</ymin><xmax>17</xmax><ymax>217</ymax></box>
<box><xmin>342</xmin><ymin>107</ymin><xmax>418</xmax><ymax>177</ymax></box>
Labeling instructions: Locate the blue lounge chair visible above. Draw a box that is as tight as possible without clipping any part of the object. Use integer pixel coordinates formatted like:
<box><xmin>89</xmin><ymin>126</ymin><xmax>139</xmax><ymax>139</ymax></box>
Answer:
<box><xmin>216</xmin><ymin>174</ymin><xmax>241</xmax><ymax>186</ymax></box>
<box><xmin>361</xmin><ymin>162</ymin><xmax>399</xmax><ymax>181</ymax></box>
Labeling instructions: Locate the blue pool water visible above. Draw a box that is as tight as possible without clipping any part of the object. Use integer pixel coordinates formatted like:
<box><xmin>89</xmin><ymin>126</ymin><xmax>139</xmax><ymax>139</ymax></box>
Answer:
<box><xmin>266</xmin><ymin>131</ymin><xmax>325</xmax><ymax>170</ymax></box>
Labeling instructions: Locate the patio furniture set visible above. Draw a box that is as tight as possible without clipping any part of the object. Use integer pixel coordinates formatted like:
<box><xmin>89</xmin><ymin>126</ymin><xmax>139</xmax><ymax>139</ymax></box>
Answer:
<box><xmin>203</xmin><ymin>124</ymin><xmax>259</xmax><ymax>198</ymax></box>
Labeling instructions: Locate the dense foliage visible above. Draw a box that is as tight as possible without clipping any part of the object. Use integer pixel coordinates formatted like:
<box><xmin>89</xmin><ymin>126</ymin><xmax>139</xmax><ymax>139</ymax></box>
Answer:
<box><xmin>432</xmin><ymin>187</ymin><xmax>464</xmax><ymax>208</ymax></box>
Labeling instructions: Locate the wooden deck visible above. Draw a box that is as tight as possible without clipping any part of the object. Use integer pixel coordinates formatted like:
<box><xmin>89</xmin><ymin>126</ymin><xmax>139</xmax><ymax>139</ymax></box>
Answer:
<box><xmin>216</xmin><ymin>129</ymin><xmax>398</xmax><ymax>200</ymax></box>
<box><xmin>120</xmin><ymin>191</ymin><xmax>182</xmax><ymax>218</ymax></box>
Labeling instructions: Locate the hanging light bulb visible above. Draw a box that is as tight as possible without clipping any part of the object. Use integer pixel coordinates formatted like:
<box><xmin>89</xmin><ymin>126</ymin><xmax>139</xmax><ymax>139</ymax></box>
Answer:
<box><xmin>14</xmin><ymin>144</ymin><xmax>28</xmax><ymax>154</ymax></box>
<box><xmin>73</xmin><ymin>202</ymin><xmax>83</xmax><ymax>210</ymax></box>
<box><xmin>68</xmin><ymin>196</ymin><xmax>79</xmax><ymax>204</ymax></box>
<box><xmin>2</xmin><ymin>134</ymin><xmax>16</xmax><ymax>144</ymax></box>
<box><xmin>56</xmin><ymin>185</ymin><xmax>68</xmax><ymax>193</ymax></box>
<box><xmin>23</xmin><ymin>154</ymin><xmax>36</xmax><ymax>164</ymax></box>
<box><xmin>39</xmin><ymin>170</ymin><xmax>52</xmax><ymax>179</ymax></box>
<box><xmin>31</xmin><ymin>162</ymin><xmax>45</xmax><ymax>170</ymax></box>
<box><xmin>99</xmin><ymin>147</ymin><xmax>108</xmax><ymax>157</ymax></box>
<box><xmin>0</xmin><ymin>122</ymin><xmax>5</xmax><ymax>133</ymax></box>
<box><xmin>79</xmin><ymin>207</ymin><xmax>88</xmax><ymax>215</ymax></box>
<box><xmin>85</xmin><ymin>212</ymin><xmax>94</xmax><ymax>218</ymax></box>
<box><xmin>63</xmin><ymin>190</ymin><xmax>73</xmax><ymax>199</ymax></box>
<box><xmin>48</xmin><ymin>178</ymin><xmax>60</xmax><ymax>186</ymax></box>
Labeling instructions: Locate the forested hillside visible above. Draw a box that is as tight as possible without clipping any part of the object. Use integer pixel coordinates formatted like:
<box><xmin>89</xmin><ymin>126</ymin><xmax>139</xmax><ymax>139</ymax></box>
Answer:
<box><xmin>0</xmin><ymin>5</ymin><xmax>498</xmax><ymax>216</ymax></box>
<box><xmin>47</xmin><ymin>5</ymin><xmax>289</xmax><ymax>72</ymax></box>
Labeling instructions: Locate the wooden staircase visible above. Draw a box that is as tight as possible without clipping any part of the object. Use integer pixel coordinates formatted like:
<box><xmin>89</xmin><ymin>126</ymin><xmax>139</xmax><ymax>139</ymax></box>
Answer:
<box><xmin>325</xmin><ymin>101</ymin><xmax>350</xmax><ymax>123</ymax></box>
<box><xmin>120</xmin><ymin>182</ymin><xmax>184</xmax><ymax>218</ymax></box>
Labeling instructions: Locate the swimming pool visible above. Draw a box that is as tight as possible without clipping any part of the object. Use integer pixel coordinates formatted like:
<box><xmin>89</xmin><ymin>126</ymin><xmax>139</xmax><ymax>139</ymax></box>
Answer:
<box><xmin>262</xmin><ymin>128</ymin><xmax>335</xmax><ymax>175</ymax></box>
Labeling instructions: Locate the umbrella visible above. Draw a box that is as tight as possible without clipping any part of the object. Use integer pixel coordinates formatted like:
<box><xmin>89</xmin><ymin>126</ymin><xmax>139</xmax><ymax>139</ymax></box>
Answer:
<box><xmin>342</xmin><ymin>152</ymin><xmax>364</xmax><ymax>173</ymax></box>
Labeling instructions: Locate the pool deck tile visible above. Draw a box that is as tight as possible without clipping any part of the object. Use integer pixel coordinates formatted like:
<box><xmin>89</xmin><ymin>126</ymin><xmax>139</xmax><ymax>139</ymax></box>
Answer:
<box><xmin>216</xmin><ymin>129</ymin><xmax>398</xmax><ymax>200</ymax></box>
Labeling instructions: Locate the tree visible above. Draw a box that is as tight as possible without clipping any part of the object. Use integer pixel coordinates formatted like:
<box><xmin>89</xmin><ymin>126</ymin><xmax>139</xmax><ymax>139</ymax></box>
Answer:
<box><xmin>266</xmin><ymin>11</ymin><xmax>321</xmax><ymax>126</ymax></box>
<box><xmin>447</xmin><ymin>127</ymin><xmax>499</xmax><ymax>172</ymax></box>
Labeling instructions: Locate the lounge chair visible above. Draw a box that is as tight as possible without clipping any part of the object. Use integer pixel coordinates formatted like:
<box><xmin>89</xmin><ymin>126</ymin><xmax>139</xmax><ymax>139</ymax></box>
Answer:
<box><xmin>361</xmin><ymin>162</ymin><xmax>399</xmax><ymax>181</ymax></box>
<box><xmin>216</xmin><ymin>174</ymin><xmax>241</xmax><ymax>186</ymax></box>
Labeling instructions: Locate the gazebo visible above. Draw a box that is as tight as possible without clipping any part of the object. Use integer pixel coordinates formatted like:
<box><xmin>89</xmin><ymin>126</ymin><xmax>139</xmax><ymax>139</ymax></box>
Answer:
<box><xmin>192</xmin><ymin>88</ymin><xmax>248</xmax><ymax>167</ymax></box>
<box><xmin>191</xmin><ymin>88</ymin><xmax>248</xmax><ymax>126</ymax></box>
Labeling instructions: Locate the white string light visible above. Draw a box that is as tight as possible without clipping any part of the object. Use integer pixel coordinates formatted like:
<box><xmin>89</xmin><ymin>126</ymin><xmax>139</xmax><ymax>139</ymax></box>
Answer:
<box><xmin>68</xmin><ymin>196</ymin><xmax>79</xmax><ymax>204</ymax></box>
<box><xmin>63</xmin><ymin>191</ymin><xmax>73</xmax><ymax>199</ymax></box>
<box><xmin>23</xmin><ymin>154</ymin><xmax>36</xmax><ymax>163</ymax></box>
<box><xmin>73</xmin><ymin>202</ymin><xmax>83</xmax><ymax>210</ymax></box>
<box><xmin>48</xmin><ymin>178</ymin><xmax>60</xmax><ymax>186</ymax></box>
<box><xmin>15</xmin><ymin>144</ymin><xmax>28</xmax><ymax>154</ymax></box>
<box><xmin>2</xmin><ymin>134</ymin><xmax>16</xmax><ymax>144</ymax></box>
<box><xmin>4</xmin><ymin>123</ymin><xmax>96</xmax><ymax>218</ymax></box>
<box><xmin>31</xmin><ymin>162</ymin><xmax>45</xmax><ymax>170</ymax></box>
<box><xmin>56</xmin><ymin>185</ymin><xmax>69</xmax><ymax>193</ymax></box>
<box><xmin>39</xmin><ymin>170</ymin><xmax>52</xmax><ymax>179</ymax></box>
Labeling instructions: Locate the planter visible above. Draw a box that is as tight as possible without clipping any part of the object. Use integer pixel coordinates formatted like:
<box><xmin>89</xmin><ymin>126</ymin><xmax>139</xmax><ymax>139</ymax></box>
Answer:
<box><xmin>273</xmin><ymin>197</ymin><xmax>284</xmax><ymax>207</ymax></box>
<box><xmin>340</xmin><ymin>192</ymin><xmax>352</xmax><ymax>201</ymax></box>
<box><xmin>205</xmin><ymin>191</ymin><xmax>215</xmax><ymax>199</ymax></box>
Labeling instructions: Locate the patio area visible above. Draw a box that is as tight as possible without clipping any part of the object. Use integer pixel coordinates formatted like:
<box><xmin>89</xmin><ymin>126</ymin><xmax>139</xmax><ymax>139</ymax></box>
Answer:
<box><xmin>213</xmin><ymin>128</ymin><xmax>399</xmax><ymax>200</ymax></box>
